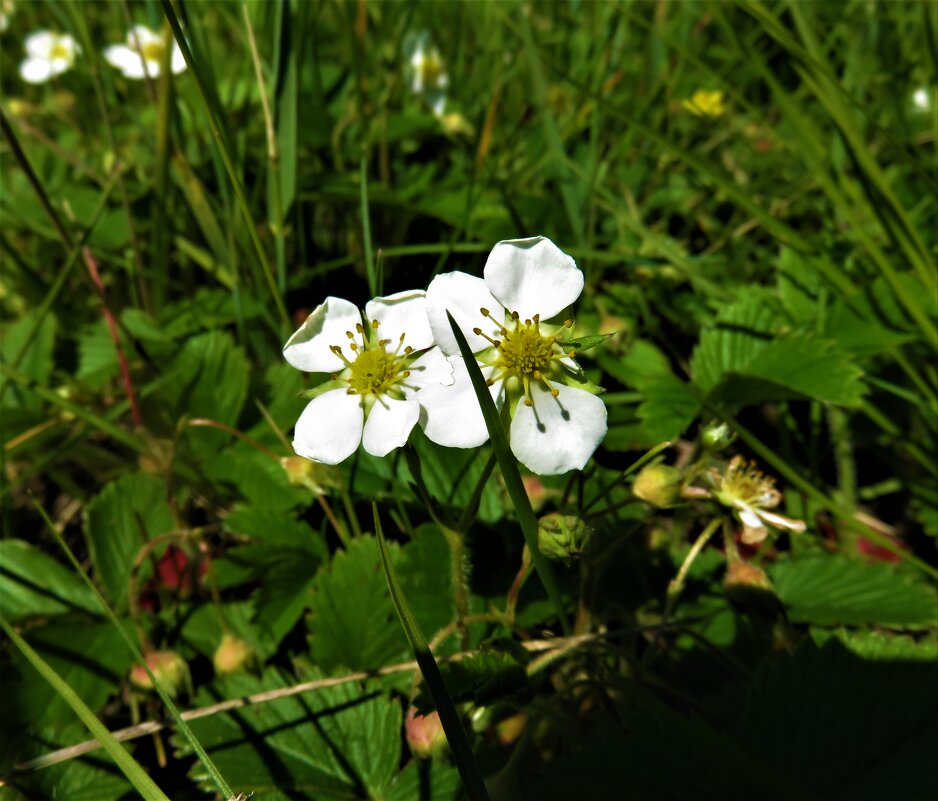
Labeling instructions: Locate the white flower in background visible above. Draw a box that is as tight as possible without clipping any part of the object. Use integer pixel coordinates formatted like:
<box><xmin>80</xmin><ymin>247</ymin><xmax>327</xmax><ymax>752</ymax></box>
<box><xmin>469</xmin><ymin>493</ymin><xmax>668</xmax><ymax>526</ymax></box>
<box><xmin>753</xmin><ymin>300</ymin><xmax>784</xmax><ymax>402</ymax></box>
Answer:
<box><xmin>424</xmin><ymin>237</ymin><xmax>608</xmax><ymax>476</ymax></box>
<box><xmin>710</xmin><ymin>456</ymin><xmax>806</xmax><ymax>544</ymax></box>
<box><xmin>912</xmin><ymin>88</ymin><xmax>931</xmax><ymax>111</ymax></box>
<box><xmin>283</xmin><ymin>291</ymin><xmax>454</xmax><ymax>465</ymax></box>
<box><xmin>1</xmin><ymin>0</ymin><xmax>15</xmax><ymax>33</ymax></box>
<box><xmin>409</xmin><ymin>38</ymin><xmax>448</xmax><ymax>116</ymax></box>
<box><xmin>104</xmin><ymin>25</ymin><xmax>186</xmax><ymax>79</ymax></box>
<box><xmin>19</xmin><ymin>30</ymin><xmax>80</xmax><ymax>84</ymax></box>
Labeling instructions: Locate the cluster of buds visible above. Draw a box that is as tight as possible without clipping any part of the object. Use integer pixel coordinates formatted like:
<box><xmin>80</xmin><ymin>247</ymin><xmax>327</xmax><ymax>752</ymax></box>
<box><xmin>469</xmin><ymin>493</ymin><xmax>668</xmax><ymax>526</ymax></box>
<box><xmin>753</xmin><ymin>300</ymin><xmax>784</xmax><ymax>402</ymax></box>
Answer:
<box><xmin>536</xmin><ymin>513</ymin><xmax>592</xmax><ymax>566</ymax></box>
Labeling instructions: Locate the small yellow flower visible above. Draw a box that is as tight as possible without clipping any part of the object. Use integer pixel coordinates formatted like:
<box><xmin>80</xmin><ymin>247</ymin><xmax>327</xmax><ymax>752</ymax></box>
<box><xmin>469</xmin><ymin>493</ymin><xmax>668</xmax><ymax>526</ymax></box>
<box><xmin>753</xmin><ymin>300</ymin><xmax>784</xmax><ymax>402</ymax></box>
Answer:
<box><xmin>682</xmin><ymin>89</ymin><xmax>726</xmax><ymax>118</ymax></box>
<box><xmin>710</xmin><ymin>456</ymin><xmax>805</xmax><ymax>544</ymax></box>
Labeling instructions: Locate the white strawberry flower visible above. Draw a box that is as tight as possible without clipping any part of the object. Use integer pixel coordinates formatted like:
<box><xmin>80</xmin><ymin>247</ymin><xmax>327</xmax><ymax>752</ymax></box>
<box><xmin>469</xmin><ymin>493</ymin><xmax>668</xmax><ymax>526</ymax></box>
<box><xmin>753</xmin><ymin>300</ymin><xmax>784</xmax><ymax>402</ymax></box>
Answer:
<box><xmin>408</xmin><ymin>38</ymin><xmax>447</xmax><ymax>116</ymax></box>
<box><xmin>19</xmin><ymin>30</ymin><xmax>80</xmax><ymax>84</ymax></box>
<box><xmin>710</xmin><ymin>456</ymin><xmax>806</xmax><ymax>544</ymax></box>
<box><xmin>424</xmin><ymin>236</ymin><xmax>608</xmax><ymax>476</ymax></box>
<box><xmin>283</xmin><ymin>291</ymin><xmax>453</xmax><ymax>465</ymax></box>
<box><xmin>104</xmin><ymin>26</ymin><xmax>185</xmax><ymax>80</ymax></box>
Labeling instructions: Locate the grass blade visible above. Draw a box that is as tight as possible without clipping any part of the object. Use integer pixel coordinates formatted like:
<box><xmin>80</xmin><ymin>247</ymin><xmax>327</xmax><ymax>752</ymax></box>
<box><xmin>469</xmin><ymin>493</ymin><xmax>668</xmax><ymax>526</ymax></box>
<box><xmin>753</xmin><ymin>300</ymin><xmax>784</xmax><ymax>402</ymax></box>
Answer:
<box><xmin>32</xmin><ymin>502</ymin><xmax>235</xmax><ymax>800</ymax></box>
<box><xmin>0</xmin><ymin>615</ymin><xmax>172</xmax><ymax>801</ymax></box>
<box><xmin>446</xmin><ymin>311</ymin><xmax>571</xmax><ymax>635</ymax></box>
<box><xmin>372</xmin><ymin>503</ymin><xmax>491</xmax><ymax>801</ymax></box>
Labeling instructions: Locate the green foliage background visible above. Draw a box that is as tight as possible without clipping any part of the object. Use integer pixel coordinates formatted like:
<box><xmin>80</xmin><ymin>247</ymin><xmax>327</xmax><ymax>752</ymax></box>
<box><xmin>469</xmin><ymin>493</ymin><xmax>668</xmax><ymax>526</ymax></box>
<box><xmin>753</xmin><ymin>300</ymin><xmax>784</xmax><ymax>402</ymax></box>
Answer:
<box><xmin>1</xmin><ymin>1</ymin><xmax>936</xmax><ymax>799</ymax></box>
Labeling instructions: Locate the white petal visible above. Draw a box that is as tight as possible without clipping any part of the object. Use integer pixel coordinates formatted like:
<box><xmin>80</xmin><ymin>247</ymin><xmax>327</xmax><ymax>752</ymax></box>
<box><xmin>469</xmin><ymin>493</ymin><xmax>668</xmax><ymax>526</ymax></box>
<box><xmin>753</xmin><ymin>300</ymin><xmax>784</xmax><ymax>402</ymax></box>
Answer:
<box><xmin>733</xmin><ymin>501</ymin><xmax>765</xmax><ymax>536</ymax></box>
<box><xmin>283</xmin><ymin>296</ymin><xmax>362</xmax><ymax>374</ymax></box>
<box><xmin>128</xmin><ymin>25</ymin><xmax>162</xmax><ymax>47</ymax></box>
<box><xmin>20</xmin><ymin>57</ymin><xmax>53</xmax><ymax>84</ymax></box>
<box><xmin>104</xmin><ymin>44</ymin><xmax>147</xmax><ymax>78</ymax></box>
<box><xmin>170</xmin><ymin>44</ymin><xmax>187</xmax><ymax>74</ymax></box>
<box><xmin>365</xmin><ymin>290</ymin><xmax>433</xmax><ymax>352</ymax></box>
<box><xmin>426</xmin><ymin>271</ymin><xmax>504</xmax><ymax>356</ymax></box>
<box><xmin>25</xmin><ymin>31</ymin><xmax>55</xmax><ymax>58</ymax></box>
<box><xmin>404</xmin><ymin>347</ymin><xmax>454</xmax><ymax>395</ymax></box>
<box><xmin>293</xmin><ymin>389</ymin><xmax>363</xmax><ymax>465</ymax></box>
<box><xmin>418</xmin><ymin>357</ymin><xmax>503</xmax><ymax>448</ymax></box>
<box><xmin>509</xmin><ymin>383</ymin><xmax>607</xmax><ymax>475</ymax></box>
<box><xmin>362</xmin><ymin>396</ymin><xmax>419</xmax><ymax>457</ymax></box>
<box><xmin>49</xmin><ymin>58</ymin><xmax>71</xmax><ymax>77</ymax></box>
<box><xmin>757</xmin><ymin>509</ymin><xmax>806</xmax><ymax>533</ymax></box>
<box><xmin>483</xmin><ymin>237</ymin><xmax>583</xmax><ymax>321</ymax></box>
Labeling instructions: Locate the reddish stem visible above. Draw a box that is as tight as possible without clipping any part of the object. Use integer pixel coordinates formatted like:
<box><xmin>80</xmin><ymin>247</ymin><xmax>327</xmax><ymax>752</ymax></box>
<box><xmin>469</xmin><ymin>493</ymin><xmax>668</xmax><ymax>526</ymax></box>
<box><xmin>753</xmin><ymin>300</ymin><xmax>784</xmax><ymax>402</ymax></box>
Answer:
<box><xmin>82</xmin><ymin>247</ymin><xmax>143</xmax><ymax>428</ymax></box>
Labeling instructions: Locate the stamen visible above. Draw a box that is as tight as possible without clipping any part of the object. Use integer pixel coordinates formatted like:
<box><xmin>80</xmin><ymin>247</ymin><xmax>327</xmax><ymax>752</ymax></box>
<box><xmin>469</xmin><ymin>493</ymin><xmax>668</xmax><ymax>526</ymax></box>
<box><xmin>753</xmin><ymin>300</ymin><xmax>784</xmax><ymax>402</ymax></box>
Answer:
<box><xmin>480</xmin><ymin>307</ymin><xmax>490</xmax><ymax>317</ymax></box>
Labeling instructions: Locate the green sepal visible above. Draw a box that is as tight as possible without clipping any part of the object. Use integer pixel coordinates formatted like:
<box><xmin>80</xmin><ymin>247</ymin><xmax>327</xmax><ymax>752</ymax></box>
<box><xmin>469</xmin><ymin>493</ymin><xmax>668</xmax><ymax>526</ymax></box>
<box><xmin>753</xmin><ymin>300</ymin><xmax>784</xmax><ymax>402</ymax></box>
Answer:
<box><xmin>565</xmin><ymin>332</ymin><xmax>615</xmax><ymax>352</ymax></box>
<box><xmin>299</xmin><ymin>378</ymin><xmax>346</xmax><ymax>400</ymax></box>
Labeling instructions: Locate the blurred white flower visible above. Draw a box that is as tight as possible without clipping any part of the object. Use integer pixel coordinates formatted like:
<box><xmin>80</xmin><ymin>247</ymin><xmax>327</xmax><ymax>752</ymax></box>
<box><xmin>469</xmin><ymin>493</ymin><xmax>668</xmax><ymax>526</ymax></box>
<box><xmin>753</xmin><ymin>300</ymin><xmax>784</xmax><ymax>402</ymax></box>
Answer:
<box><xmin>283</xmin><ymin>291</ymin><xmax>454</xmax><ymax>464</ymax></box>
<box><xmin>19</xmin><ymin>30</ymin><xmax>79</xmax><ymax>84</ymax></box>
<box><xmin>425</xmin><ymin>237</ymin><xmax>608</xmax><ymax>476</ymax></box>
<box><xmin>1</xmin><ymin>0</ymin><xmax>15</xmax><ymax>33</ymax></box>
<box><xmin>913</xmin><ymin>88</ymin><xmax>931</xmax><ymax>111</ymax></box>
<box><xmin>408</xmin><ymin>38</ymin><xmax>448</xmax><ymax>116</ymax></box>
<box><xmin>104</xmin><ymin>25</ymin><xmax>185</xmax><ymax>79</ymax></box>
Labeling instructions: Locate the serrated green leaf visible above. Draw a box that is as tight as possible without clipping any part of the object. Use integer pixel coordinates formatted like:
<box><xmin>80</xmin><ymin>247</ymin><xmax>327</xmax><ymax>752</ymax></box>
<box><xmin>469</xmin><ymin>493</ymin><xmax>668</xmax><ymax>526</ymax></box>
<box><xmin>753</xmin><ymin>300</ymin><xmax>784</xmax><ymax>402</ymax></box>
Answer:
<box><xmin>636</xmin><ymin>373</ymin><xmax>701</xmax><ymax>442</ymax></box>
<box><xmin>205</xmin><ymin>445</ymin><xmax>304</xmax><ymax>511</ymax></box>
<box><xmin>307</xmin><ymin>537</ymin><xmax>408</xmax><ymax>672</ymax></box>
<box><xmin>75</xmin><ymin>320</ymin><xmax>122</xmax><ymax>388</ymax></box>
<box><xmin>254</xmin><ymin>556</ymin><xmax>320</xmax><ymax>646</ymax></box>
<box><xmin>224</xmin><ymin>507</ymin><xmax>328</xmax><ymax>555</ymax></box>
<box><xmin>812</xmin><ymin>629</ymin><xmax>938</xmax><ymax>662</ymax></box>
<box><xmin>692</xmin><ymin>296</ymin><xmax>864</xmax><ymax>407</ymax></box>
<box><xmin>1</xmin><ymin>620</ymin><xmax>134</xmax><ymax>736</ymax></box>
<box><xmin>83</xmin><ymin>472</ymin><xmax>175</xmax><ymax>611</ymax></box>
<box><xmin>0</xmin><ymin>310</ymin><xmax>55</xmax><ymax>413</ymax></box>
<box><xmin>770</xmin><ymin>555</ymin><xmax>938</xmax><ymax>627</ymax></box>
<box><xmin>0</xmin><ymin>539</ymin><xmax>99</xmax><ymax>621</ymax></box>
<box><xmin>182</xmin><ymin>668</ymin><xmax>401</xmax><ymax>800</ymax></box>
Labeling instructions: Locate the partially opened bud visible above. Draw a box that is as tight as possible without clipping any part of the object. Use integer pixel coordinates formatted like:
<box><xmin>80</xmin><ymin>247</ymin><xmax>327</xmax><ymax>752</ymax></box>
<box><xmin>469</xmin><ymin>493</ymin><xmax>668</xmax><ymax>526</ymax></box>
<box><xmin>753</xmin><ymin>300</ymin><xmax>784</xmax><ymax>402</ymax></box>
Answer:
<box><xmin>633</xmin><ymin>464</ymin><xmax>683</xmax><ymax>508</ymax></box>
<box><xmin>213</xmin><ymin>634</ymin><xmax>254</xmax><ymax>676</ymax></box>
<box><xmin>405</xmin><ymin>706</ymin><xmax>448</xmax><ymax>759</ymax></box>
<box><xmin>129</xmin><ymin>650</ymin><xmax>190</xmax><ymax>697</ymax></box>
<box><xmin>723</xmin><ymin>561</ymin><xmax>778</xmax><ymax>615</ymax></box>
<box><xmin>537</xmin><ymin>513</ymin><xmax>592</xmax><ymax>566</ymax></box>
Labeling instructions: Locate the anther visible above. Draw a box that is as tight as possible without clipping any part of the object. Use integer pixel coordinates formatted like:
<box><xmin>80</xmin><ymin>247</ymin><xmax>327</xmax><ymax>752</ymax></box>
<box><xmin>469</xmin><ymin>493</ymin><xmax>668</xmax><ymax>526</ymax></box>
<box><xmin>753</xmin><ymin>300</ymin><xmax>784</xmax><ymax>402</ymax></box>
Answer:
<box><xmin>511</xmin><ymin>311</ymin><xmax>520</xmax><ymax>320</ymax></box>
<box><xmin>404</xmin><ymin>346</ymin><xmax>413</xmax><ymax>354</ymax></box>
<box><xmin>346</xmin><ymin>330</ymin><xmax>354</xmax><ymax>339</ymax></box>
<box><xmin>563</xmin><ymin>319</ymin><xmax>573</xmax><ymax>329</ymax></box>
<box><xmin>372</xmin><ymin>320</ymin><xmax>380</xmax><ymax>328</ymax></box>
<box><xmin>480</xmin><ymin>307</ymin><xmax>490</xmax><ymax>317</ymax></box>
<box><xmin>473</xmin><ymin>327</ymin><xmax>482</xmax><ymax>335</ymax></box>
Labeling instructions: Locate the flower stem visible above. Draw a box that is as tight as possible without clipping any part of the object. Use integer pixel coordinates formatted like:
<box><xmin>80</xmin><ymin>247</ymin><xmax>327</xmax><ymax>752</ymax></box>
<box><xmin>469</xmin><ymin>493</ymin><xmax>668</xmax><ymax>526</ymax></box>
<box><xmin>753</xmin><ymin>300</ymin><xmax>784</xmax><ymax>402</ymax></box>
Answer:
<box><xmin>664</xmin><ymin>517</ymin><xmax>723</xmax><ymax>621</ymax></box>
<box><xmin>443</xmin><ymin>527</ymin><xmax>471</xmax><ymax>649</ymax></box>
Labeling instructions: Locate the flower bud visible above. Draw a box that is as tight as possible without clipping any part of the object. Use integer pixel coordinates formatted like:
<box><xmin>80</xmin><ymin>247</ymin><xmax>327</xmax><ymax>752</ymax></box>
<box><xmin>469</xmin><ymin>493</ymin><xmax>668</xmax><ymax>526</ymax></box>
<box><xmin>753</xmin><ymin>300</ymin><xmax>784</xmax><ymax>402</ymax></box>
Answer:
<box><xmin>633</xmin><ymin>464</ymin><xmax>683</xmax><ymax>508</ymax></box>
<box><xmin>700</xmin><ymin>420</ymin><xmax>735</xmax><ymax>451</ymax></box>
<box><xmin>129</xmin><ymin>650</ymin><xmax>190</xmax><ymax>697</ymax></box>
<box><xmin>537</xmin><ymin>513</ymin><xmax>592</xmax><ymax>566</ymax></box>
<box><xmin>723</xmin><ymin>561</ymin><xmax>779</xmax><ymax>615</ymax></box>
<box><xmin>405</xmin><ymin>706</ymin><xmax>448</xmax><ymax>759</ymax></box>
<box><xmin>213</xmin><ymin>634</ymin><xmax>254</xmax><ymax>676</ymax></box>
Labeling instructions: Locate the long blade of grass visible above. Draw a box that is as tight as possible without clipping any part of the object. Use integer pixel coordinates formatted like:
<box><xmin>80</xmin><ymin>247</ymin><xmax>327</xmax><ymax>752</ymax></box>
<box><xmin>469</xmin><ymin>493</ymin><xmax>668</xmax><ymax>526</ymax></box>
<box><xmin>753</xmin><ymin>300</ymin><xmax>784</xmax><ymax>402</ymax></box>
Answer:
<box><xmin>446</xmin><ymin>312</ymin><xmax>571</xmax><ymax>635</ymax></box>
<box><xmin>0</xmin><ymin>615</ymin><xmax>172</xmax><ymax>801</ymax></box>
<box><xmin>160</xmin><ymin>0</ymin><xmax>290</xmax><ymax>334</ymax></box>
<box><xmin>372</xmin><ymin>503</ymin><xmax>491</xmax><ymax>801</ymax></box>
<box><xmin>32</xmin><ymin>501</ymin><xmax>235</xmax><ymax>800</ymax></box>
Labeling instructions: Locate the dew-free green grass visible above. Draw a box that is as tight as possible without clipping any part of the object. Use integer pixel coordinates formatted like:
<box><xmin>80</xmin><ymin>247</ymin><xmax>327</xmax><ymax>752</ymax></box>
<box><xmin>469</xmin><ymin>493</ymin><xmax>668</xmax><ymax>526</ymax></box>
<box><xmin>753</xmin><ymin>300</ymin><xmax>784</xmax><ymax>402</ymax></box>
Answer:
<box><xmin>1</xmin><ymin>1</ymin><xmax>936</xmax><ymax>799</ymax></box>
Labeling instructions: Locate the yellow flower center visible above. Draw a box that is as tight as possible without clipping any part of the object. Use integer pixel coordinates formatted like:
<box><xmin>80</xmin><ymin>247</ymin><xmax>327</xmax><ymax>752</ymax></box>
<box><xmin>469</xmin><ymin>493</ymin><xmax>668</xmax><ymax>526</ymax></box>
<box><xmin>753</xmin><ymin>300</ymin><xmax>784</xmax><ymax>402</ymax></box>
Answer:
<box><xmin>50</xmin><ymin>40</ymin><xmax>72</xmax><ymax>61</ymax></box>
<box><xmin>330</xmin><ymin>319</ymin><xmax>413</xmax><ymax>400</ymax></box>
<box><xmin>474</xmin><ymin>308</ymin><xmax>575</xmax><ymax>407</ymax></box>
<box><xmin>141</xmin><ymin>41</ymin><xmax>164</xmax><ymax>62</ymax></box>
<box><xmin>419</xmin><ymin>55</ymin><xmax>444</xmax><ymax>89</ymax></box>
<box><xmin>719</xmin><ymin>456</ymin><xmax>779</xmax><ymax>508</ymax></box>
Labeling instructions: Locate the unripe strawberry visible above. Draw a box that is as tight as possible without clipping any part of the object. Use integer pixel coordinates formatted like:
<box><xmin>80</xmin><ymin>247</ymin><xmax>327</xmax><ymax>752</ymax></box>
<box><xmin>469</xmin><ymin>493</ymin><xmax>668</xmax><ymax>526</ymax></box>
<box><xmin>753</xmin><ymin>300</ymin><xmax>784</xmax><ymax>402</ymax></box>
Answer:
<box><xmin>537</xmin><ymin>513</ymin><xmax>592</xmax><ymax>566</ymax></box>
<box><xmin>213</xmin><ymin>634</ymin><xmax>254</xmax><ymax>675</ymax></box>
<box><xmin>405</xmin><ymin>706</ymin><xmax>448</xmax><ymax>759</ymax></box>
<box><xmin>633</xmin><ymin>464</ymin><xmax>683</xmax><ymax>508</ymax></box>
<box><xmin>129</xmin><ymin>650</ymin><xmax>190</xmax><ymax>697</ymax></box>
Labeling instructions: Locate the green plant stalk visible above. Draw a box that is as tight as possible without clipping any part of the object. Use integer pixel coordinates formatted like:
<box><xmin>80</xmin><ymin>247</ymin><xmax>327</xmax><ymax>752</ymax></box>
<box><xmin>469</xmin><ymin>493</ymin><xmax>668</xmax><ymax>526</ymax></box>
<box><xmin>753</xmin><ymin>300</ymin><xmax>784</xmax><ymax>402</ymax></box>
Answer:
<box><xmin>0</xmin><ymin>168</ymin><xmax>121</xmax><ymax>406</ymax></box>
<box><xmin>0</xmin><ymin>363</ymin><xmax>146</xmax><ymax>454</ymax></box>
<box><xmin>373</xmin><ymin>504</ymin><xmax>492</xmax><ymax>801</ymax></box>
<box><xmin>151</xmin><ymin>22</ymin><xmax>174</xmax><ymax>311</ymax></box>
<box><xmin>0</xmin><ymin>109</ymin><xmax>74</xmax><ymax>248</ymax></box>
<box><xmin>360</xmin><ymin>155</ymin><xmax>377</xmax><ymax>297</ymax></box>
<box><xmin>33</xmin><ymin>502</ymin><xmax>234</xmax><ymax>800</ymax></box>
<box><xmin>447</xmin><ymin>312</ymin><xmax>571</xmax><ymax>635</ymax></box>
<box><xmin>0</xmin><ymin>616</ymin><xmax>172</xmax><ymax>801</ymax></box>
<box><xmin>664</xmin><ymin>517</ymin><xmax>723</xmax><ymax>621</ymax></box>
<box><xmin>159</xmin><ymin>0</ymin><xmax>290</xmax><ymax>334</ymax></box>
